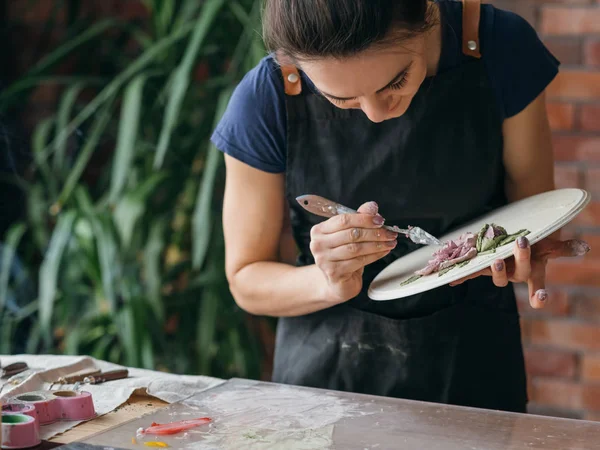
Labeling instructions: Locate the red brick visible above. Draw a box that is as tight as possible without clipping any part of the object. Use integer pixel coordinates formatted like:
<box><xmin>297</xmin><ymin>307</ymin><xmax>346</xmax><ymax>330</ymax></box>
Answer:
<box><xmin>546</xmin><ymin>259</ymin><xmax>600</xmax><ymax>287</ymax></box>
<box><xmin>553</xmin><ymin>135</ymin><xmax>600</xmax><ymax>161</ymax></box>
<box><xmin>547</xmin><ymin>103</ymin><xmax>575</xmax><ymax>131</ymax></box>
<box><xmin>118</xmin><ymin>1</ymin><xmax>149</xmax><ymax>20</ymax></box>
<box><xmin>532</xmin><ymin>378</ymin><xmax>600</xmax><ymax>412</ymax></box>
<box><xmin>555</xmin><ymin>164</ymin><xmax>581</xmax><ymax>189</ymax></box>
<box><xmin>573</xmin><ymin>292</ymin><xmax>600</xmax><ymax>320</ymax></box>
<box><xmin>574</xmin><ymin>202</ymin><xmax>600</xmax><ymax>226</ymax></box>
<box><xmin>584</xmin><ymin>168</ymin><xmax>600</xmax><ymax>194</ymax></box>
<box><xmin>584</xmin><ymin>38</ymin><xmax>600</xmax><ymax>67</ymax></box>
<box><xmin>582</xmin><ymin>354</ymin><xmax>600</xmax><ymax>381</ymax></box>
<box><xmin>578</xmin><ymin>234</ymin><xmax>600</xmax><ymax>258</ymax></box>
<box><xmin>520</xmin><ymin>318</ymin><xmax>532</xmax><ymax>343</ymax></box>
<box><xmin>524</xmin><ymin>348</ymin><xmax>578</xmax><ymax>377</ymax></box>
<box><xmin>541</xmin><ymin>7</ymin><xmax>600</xmax><ymax>35</ymax></box>
<box><xmin>581</xmin><ymin>104</ymin><xmax>600</xmax><ymax>131</ymax></box>
<box><xmin>516</xmin><ymin>286</ymin><xmax>571</xmax><ymax>316</ymax></box>
<box><xmin>543</xmin><ymin>38</ymin><xmax>582</xmax><ymax>66</ymax></box>
<box><xmin>547</xmin><ymin>71</ymin><xmax>600</xmax><ymax>100</ymax></box>
<box><xmin>28</xmin><ymin>84</ymin><xmax>61</xmax><ymax>104</ymax></box>
<box><xmin>7</xmin><ymin>0</ymin><xmax>66</xmax><ymax>25</ymax></box>
<box><xmin>530</xmin><ymin>378</ymin><xmax>585</xmax><ymax>409</ymax></box>
<box><xmin>529</xmin><ymin>318</ymin><xmax>600</xmax><ymax>350</ymax></box>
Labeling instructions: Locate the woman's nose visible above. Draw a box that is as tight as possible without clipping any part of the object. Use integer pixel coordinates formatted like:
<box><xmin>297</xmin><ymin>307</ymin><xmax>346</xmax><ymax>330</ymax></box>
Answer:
<box><xmin>360</xmin><ymin>95</ymin><xmax>393</xmax><ymax>123</ymax></box>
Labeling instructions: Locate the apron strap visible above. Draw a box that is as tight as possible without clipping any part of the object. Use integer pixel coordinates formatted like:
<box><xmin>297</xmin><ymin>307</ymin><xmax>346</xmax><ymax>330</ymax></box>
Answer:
<box><xmin>281</xmin><ymin>65</ymin><xmax>302</xmax><ymax>96</ymax></box>
<box><xmin>461</xmin><ymin>0</ymin><xmax>482</xmax><ymax>58</ymax></box>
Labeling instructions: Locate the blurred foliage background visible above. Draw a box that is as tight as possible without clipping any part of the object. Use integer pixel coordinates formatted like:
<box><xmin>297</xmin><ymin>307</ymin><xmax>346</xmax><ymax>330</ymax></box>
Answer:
<box><xmin>0</xmin><ymin>0</ymin><xmax>273</xmax><ymax>380</ymax></box>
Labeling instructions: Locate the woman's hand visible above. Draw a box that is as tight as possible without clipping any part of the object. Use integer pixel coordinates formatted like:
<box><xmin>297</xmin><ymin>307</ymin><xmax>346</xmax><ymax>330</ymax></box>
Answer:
<box><xmin>311</xmin><ymin>201</ymin><xmax>398</xmax><ymax>303</ymax></box>
<box><xmin>450</xmin><ymin>236</ymin><xmax>590</xmax><ymax>308</ymax></box>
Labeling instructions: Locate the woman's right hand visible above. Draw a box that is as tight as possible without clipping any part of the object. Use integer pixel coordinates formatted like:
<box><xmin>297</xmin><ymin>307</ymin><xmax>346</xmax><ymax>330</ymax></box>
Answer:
<box><xmin>310</xmin><ymin>201</ymin><xmax>398</xmax><ymax>303</ymax></box>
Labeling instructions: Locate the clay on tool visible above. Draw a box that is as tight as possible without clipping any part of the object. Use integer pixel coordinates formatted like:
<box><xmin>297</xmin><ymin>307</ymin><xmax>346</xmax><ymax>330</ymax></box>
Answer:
<box><xmin>402</xmin><ymin>224</ymin><xmax>530</xmax><ymax>284</ymax></box>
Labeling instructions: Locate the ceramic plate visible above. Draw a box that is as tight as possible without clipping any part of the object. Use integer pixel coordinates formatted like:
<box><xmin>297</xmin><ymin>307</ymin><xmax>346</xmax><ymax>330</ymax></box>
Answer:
<box><xmin>368</xmin><ymin>188</ymin><xmax>590</xmax><ymax>301</ymax></box>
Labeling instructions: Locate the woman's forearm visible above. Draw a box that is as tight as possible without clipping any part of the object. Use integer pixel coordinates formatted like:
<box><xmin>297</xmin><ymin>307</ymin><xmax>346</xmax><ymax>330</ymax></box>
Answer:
<box><xmin>229</xmin><ymin>261</ymin><xmax>337</xmax><ymax>317</ymax></box>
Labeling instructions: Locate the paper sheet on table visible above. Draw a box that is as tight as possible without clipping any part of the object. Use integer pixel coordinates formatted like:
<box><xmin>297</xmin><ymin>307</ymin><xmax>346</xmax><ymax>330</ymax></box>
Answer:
<box><xmin>0</xmin><ymin>354</ymin><xmax>224</xmax><ymax>440</ymax></box>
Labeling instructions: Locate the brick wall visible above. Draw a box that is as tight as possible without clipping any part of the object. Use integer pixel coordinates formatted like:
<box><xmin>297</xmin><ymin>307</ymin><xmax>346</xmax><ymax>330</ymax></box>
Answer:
<box><xmin>4</xmin><ymin>0</ymin><xmax>600</xmax><ymax>420</ymax></box>
<box><xmin>491</xmin><ymin>0</ymin><xmax>600</xmax><ymax>421</ymax></box>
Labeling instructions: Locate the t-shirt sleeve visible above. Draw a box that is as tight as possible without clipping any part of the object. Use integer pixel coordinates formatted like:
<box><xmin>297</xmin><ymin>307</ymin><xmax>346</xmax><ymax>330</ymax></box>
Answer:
<box><xmin>210</xmin><ymin>57</ymin><xmax>287</xmax><ymax>173</ymax></box>
<box><xmin>489</xmin><ymin>8</ymin><xmax>560</xmax><ymax>119</ymax></box>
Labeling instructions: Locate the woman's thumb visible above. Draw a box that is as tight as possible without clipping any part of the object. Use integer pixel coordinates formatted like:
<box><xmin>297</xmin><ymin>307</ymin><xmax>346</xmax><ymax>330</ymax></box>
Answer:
<box><xmin>357</xmin><ymin>201</ymin><xmax>379</xmax><ymax>215</ymax></box>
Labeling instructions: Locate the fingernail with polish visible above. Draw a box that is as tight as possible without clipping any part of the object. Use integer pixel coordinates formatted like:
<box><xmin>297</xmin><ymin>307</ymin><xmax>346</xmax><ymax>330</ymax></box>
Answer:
<box><xmin>386</xmin><ymin>230</ymin><xmax>398</xmax><ymax>239</ymax></box>
<box><xmin>363</xmin><ymin>201</ymin><xmax>379</xmax><ymax>215</ymax></box>
<box><xmin>494</xmin><ymin>261</ymin><xmax>504</xmax><ymax>272</ymax></box>
<box><xmin>536</xmin><ymin>289</ymin><xmax>548</xmax><ymax>302</ymax></box>
<box><xmin>373</xmin><ymin>214</ymin><xmax>385</xmax><ymax>225</ymax></box>
<box><xmin>517</xmin><ymin>236</ymin><xmax>528</xmax><ymax>249</ymax></box>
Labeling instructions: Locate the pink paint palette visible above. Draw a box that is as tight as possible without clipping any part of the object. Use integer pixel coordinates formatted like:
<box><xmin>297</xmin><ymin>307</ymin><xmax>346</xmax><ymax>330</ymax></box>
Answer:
<box><xmin>8</xmin><ymin>390</ymin><xmax>96</xmax><ymax>425</ymax></box>
<box><xmin>1</xmin><ymin>414</ymin><xmax>40</xmax><ymax>449</ymax></box>
<box><xmin>1</xmin><ymin>390</ymin><xmax>96</xmax><ymax>449</ymax></box>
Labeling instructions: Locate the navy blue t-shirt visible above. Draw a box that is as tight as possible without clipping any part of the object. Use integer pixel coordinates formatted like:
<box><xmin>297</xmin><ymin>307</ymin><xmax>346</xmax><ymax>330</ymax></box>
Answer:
<box><xmin>211</xmin><ymin>0</ymin><xmax>559</xmax><ymax>174</ymax></box>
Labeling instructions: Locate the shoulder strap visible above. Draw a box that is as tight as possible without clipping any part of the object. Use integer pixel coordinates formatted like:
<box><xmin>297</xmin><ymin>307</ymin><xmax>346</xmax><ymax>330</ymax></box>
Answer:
<box><xmin>281</xmin><ymin>65</ymin><xmax>302</xmax><ymax>96</ymax></box>
<box><xmin>461</xmin><ymin>0</ymin><xmax>482</xmax><ymax>58</ymax></box>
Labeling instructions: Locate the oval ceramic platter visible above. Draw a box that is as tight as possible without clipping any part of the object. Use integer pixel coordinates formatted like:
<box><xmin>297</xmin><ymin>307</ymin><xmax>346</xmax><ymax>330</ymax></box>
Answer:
<box><xmin>368</xmin><ymin>188</ymin><xmax>590</xmax><ymax>301</ymax></box>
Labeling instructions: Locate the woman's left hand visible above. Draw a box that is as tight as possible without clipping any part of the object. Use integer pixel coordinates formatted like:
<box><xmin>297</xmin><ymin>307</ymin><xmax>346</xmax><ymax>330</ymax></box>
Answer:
<box><xmin>450</xmin><ymin>236</ymin><xmax>590</xmax><ymax>309</ymax></box>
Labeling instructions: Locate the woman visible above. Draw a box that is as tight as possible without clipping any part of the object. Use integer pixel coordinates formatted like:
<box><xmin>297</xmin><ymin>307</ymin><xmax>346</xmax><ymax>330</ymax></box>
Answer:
<box><xmin>212</xmin><ymin>0</ymin><xmax>588</xmax><ymax>413</ymax></box>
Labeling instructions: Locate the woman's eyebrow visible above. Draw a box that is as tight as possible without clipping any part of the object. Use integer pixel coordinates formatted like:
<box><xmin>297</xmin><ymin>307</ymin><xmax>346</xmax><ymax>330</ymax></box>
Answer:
<box><xmin>320</xmin><ymin>63</ymin><xmax>412</xmax><ymax>101</ymax></box>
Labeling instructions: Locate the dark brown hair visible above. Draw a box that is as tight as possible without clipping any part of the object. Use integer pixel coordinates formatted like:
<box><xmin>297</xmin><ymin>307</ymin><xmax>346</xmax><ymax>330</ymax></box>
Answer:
<box><xmin>263</xmin><ymin>0</ymin><xmax>434</xmax><ymax>62</ymax></box>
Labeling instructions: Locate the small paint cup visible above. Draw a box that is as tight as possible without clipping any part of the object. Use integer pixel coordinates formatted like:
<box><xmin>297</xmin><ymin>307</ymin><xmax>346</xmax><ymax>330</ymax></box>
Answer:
<box><xmin>1</xmin><ymin>414</ymin><xmax>40</xmax><ymax>449</ymax></box>
<box><xmin>52</xmin><ymin>390</ymin><xmax>95</xmax><ymax>421</ymax></box>
<box><xmin>12</xmin><ymin>393</ymin><xmax>59</xmax><ymax>425</ymax></box>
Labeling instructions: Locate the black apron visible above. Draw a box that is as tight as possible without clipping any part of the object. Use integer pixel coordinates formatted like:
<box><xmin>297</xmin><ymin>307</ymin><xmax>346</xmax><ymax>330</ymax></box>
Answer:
<box><xmin>272</xmin><ymin>0</ymin><xmax>528</xmax><ymax>413</ymax></box>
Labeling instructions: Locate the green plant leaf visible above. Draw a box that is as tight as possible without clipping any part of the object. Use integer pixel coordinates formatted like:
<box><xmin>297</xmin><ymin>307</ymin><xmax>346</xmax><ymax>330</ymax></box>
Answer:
<box><xmin>0</xmin><ymin>223</ymin><xmax>27</xmax><ymax>314</ymax></box>
<box><xmin>0</xmin><ymin>76</ymin><xmax>104</xmax><ymax>112</ymax></box>
<box><xmin>64</xmin><ymin>324</ymin><xmax>83</xmax><ymax>355</ymax></box>
<box><xmin>173</xmin><ymin>1</ymin><xmax>201</xmax><ymax>29</ymax></box>
<box><xmin>144</xmin><ymin>219</ymin><xmax>166</xmax><ymax>321</ymax></box>
<box><xmin>38</xmin><ymin>210</ymin><xmax>76</xmax><ymax>346</ymax></box>
<box><xmin>109</xmin><ymin>75</ymin><xmax>147</xmax><ymax>203</ymax></box>
<box><xmin>54</xmin><ymin>81</ymin><xmax>85</xmax><ymax>175</ymax></box>
<box><xmin>41</xmin><ymin>21</ymin><xmax>195</xmax><ymax>164</ymax></box>
<box><xmin>0</xmin><ymin>315</ymin><xmax>13</xmax><ymax>353</ymax></box>
<box><xmin>142</xmin><ymin>334</ymin><xmax>155</xmax><ymax>369</ymax></box>
<box><xmin>156</xmin><ymin>0</ymin><xmax>175</xmax><ymax>38</ymax></box>
<box><xmin>153</xmin><ymin>0</ymin><xmax>226</xmax><ymax>169</ymax></box>
<box><xmin>96</xmin><ymin>243</ymin><xmax>118</xmax><ymax>313</ymax></box>
<box><xmin>26</xmin><ymin>322</ymin><xmax>42</xmax><ymax>354</ymax></box>
<box><xmin>56</xmin><ymin>98</ymin><xmax>115</xmax><ymax>207</ymax></box>
<box><xmin>31</xmin><ymin>19</ymin><xmax>119</xmax><ymax>76</ymax></box>
<box><xmin>28</xmin><ymin>184</ymin><xmax>50</xmax><ymax>250</ymax></box>
<box><xmin>91</xmin><ymin>334</ymin><xmax>114</xmax><ymax>360</ymax></box>
<box><xmin>32</xmin><ymin>117</ymin><xmax>58</xmax><ymax>198</ymax></box>
<box><xmin>197</xmin><ymin>283</ymin><xmax>219</xmax><ymax>374</ymax></box>
<box><xmin>116</xmin><ymin>306</ymin><xmax>138</xmax><ymax>367</ymax></box>
<box><xmin>113</xmin><ymin>173</ymin><xmax>167</xmax><ymax>248</ymax></box>
<box><xmin>192</xmin><ymin>87</ymin><xmax>232</xmax><ymax>269</ymax></box>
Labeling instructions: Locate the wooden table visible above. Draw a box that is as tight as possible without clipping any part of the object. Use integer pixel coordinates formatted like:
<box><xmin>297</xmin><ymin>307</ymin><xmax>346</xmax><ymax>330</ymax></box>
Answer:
<box><xmin>79</xmin><ymin>378</ymin><xmax>600</xmax><ymax>450</ymax></box>
<box><xmin>47</xmin><ymin>394</ymin><xmax>168</xmax><ymax>444</ymax></box>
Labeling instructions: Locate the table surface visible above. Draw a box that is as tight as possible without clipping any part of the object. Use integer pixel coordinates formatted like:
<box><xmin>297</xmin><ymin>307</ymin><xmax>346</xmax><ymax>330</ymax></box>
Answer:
<box><xmin>74</xmin><ymin>378</ymin><xmax>600</xmax><ymax>450</ymax></box>
<box><xmin>47</xmin><ymin>394</ymin><xmax>168</xmax><ymax>444</ymax></box>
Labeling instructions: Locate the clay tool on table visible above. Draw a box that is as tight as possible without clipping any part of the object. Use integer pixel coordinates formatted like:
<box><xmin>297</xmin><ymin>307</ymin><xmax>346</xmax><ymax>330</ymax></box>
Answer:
<box><xmin>0</xmin><ymin>363</ymin><xmax>32</xmax><ymax>395</ymax></box>
<box><xmin>0</xmin><ymin>362</ymin><xmax>28</xmax><ymax>379</ymax></box>
<box><xmin>70</xmin><ymin>369</ymin><xmax>129</xmax><ymax>391</ymax></box>
<box><xmin>48</xmin><ymin>369</ymin><xmax>102</xmax><ymax>390</ymax></box>
<box><xmin>296</xmin><ymin>194</ymin><xmax>442</xmax><ymax>246</ymax></box>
